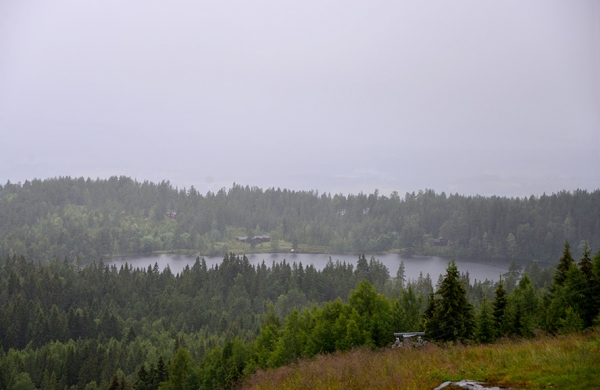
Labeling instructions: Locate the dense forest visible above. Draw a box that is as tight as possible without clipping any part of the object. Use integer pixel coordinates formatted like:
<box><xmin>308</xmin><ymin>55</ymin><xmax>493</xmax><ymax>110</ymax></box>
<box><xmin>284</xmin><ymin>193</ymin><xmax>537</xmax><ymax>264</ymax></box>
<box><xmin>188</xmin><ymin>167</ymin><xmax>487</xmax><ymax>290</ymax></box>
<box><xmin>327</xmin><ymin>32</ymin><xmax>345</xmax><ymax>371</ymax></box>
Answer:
<box><xmin>1</xmin><ymin>177</ymin><xmax>599</xmax><ymax>389</ymax></box>
<box><xmin>1</xmin><ymin>176</ymin><xmax>599</xmax><ymax>263</ymax></box>
<box><xmin>0</xmin><ymin>242</ymin><xmax>598</xmax><ymax>389</ymax></box>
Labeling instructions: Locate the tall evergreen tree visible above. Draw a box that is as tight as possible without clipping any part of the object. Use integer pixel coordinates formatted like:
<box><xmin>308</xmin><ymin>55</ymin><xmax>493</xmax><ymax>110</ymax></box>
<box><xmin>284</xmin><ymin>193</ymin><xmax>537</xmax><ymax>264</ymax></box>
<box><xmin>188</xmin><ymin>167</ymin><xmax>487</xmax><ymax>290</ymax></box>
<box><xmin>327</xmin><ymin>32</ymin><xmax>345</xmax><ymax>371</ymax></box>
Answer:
<box><xmin>492</xmin><ymin>278</ymin><xmax>508</xmax><ymax>338</ymax></box>
<box><xmin>558</xmin><ymin>306</ymin><xmax>584</xmax><ymax>335</ymax></box>
<box><xmin>545</xmin><ymin>259</ymin><xmax>588</xmax><ymax>333</ymax></box>
<box><xmin>421</xmin><ymin>292</ymin><xmax>439</xmax><ymax>335</ymax></box>
<box><xmin>355</xmin><ymin>254</ymin><xmax>369</xmax><ymax>282</ymax></box>
<box><xmin>562</xmin><ymin>266</ymin><xmax>587</xmax><ymax>323</ymax></box>
<box><xmin>135</xmin><ymin>365</ymin><xmax>153</xmax><ymax>390</ymax></box>
<box><xmin>395</xmin><ymin>261</ymin><xmax>406</xmax><ymax>290</ymax></box>
<box><xmin>107</xmin><ymin>374</ymin><xmax>120</xmax><ymax>390</ymax></box>
<box><xmin>553</xmin><ymin>240</ymin><xmax>575</xmax><ymax>289</ymax></box>
<box><xmin>399</xmin><ymin>285</ymin><xmax>421</xmax><ymax>331</ymax></box>
<box><xmin>544</xmin><ymin>241</ymin><xmax>583</xmax><ymax>333</ymax></box>
<box><xmin>578</xmin><ymin>241</ymin><xmax>593</xmax><ymax>280</ymax></box>
<box><xmin>423</xmin><ymin>260</ymin><xmax>474</xmax><ymax>342</ymax></box>
<box><xmin>592</xmin><ymin>250</ymin><xmax>600</xmax><ymax>324</ymax></box>
<box><xmin>474</xmin><ymin>297</ymin><xmax>494</xmax><ymax>343</ymax></box>
<box><xmin>578</xmin><ymin>242</ymin><xmax>595</xmax><ymax>327</ymax></box>
<box><xmin>505</xmin><ymin>274</ymin><xmax>538</xmax><ymax>337</ymax></box>
<box><xmin>155</xmin><ymin>356</ymin><xmax>168</xmax><ymax>387</ymax></box>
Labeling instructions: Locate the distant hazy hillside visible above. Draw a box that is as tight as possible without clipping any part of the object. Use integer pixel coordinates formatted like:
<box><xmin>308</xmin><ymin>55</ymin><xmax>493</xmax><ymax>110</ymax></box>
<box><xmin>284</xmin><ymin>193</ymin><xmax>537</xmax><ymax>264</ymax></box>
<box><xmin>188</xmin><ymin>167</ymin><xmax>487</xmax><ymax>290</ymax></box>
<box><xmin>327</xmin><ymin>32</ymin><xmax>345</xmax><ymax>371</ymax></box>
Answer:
<box><xmin>1</xmin><ymin>176</ymin><xmax>598</xmax><ymax>262</ymax></box>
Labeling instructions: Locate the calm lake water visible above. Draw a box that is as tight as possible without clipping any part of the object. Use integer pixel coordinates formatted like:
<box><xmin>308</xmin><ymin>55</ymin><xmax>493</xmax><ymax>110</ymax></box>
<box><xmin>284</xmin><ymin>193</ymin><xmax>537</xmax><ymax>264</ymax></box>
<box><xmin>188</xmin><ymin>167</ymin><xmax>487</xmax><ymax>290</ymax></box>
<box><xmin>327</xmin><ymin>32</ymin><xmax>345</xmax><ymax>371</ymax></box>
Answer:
<box><xmin>106</xmin><ymin>253</ymin><xmax>512</xmax><ymax>283</ymax></box>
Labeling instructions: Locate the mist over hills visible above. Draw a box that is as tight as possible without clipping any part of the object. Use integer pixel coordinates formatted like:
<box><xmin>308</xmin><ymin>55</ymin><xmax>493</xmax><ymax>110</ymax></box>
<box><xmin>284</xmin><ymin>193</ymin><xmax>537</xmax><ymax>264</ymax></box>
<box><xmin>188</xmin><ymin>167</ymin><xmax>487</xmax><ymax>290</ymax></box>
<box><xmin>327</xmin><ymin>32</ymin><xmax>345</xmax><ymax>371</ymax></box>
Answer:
<box><xmin>1</xmin><ymin>176</ymin><xmax>598</xmax><ymax>263</ymax></box>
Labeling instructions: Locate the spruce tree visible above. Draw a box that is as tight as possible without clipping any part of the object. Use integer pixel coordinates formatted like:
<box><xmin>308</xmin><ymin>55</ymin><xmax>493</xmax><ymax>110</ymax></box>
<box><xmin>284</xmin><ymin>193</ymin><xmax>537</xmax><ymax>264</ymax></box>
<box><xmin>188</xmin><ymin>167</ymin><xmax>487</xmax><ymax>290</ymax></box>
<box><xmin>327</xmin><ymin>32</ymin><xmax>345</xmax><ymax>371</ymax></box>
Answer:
<box><xmin>578</xmin><ymin>241</ymin><xmax>593</xmax><ymax>280</ymax></box>
<box><xmin>155</xmin><ymin>356</ymin><xmax>168</xmax><ymax>387</ymax></box>
<box><xmin>400</xmin><ymin>285</ymin><xmax>421</xmax><ymax>331</ymax></box>
<box><xmin>492</xmin><ymin>278</ymin><xmax>508</xmax><ymax>338</ymax></box>
<box><xmin>558</xmin><ymin>306</ymin><xmax>584</xmax><ymax>335</ymax></box>
<box><xmin>578</xmin><ymin>242</ymin><xmax>594</xmax><ymax>327</ymax></box>
<box><xmin>423</xmin><ymin>260</ymin><xmax>474</xmax><ymax>342</ymax></box>
<box><xmin>592</xmin><ymin>250</ymin><xmax>600</xmax><ymax>324</ymax></box>
<box><xmin>505</xmin><ymin>274</ymin><xmax>538</xmax><ymax>337</ymax></box>
<box><xmin>355</xmin><ymin>254</ymin><xmax>369</xmax><ymax>282</ymax></box>
<box><xmin>562</xmin><ymin>266</ymin><xmax>587</xmax><ymax>324</ymax></box>
<box><xmin>475</xmin><ymin>297</ymin><xmax>494</xmax><ymax>343</ymax></box>
<box><xmin>421</xmin><ymin>292</ymin><xmax>439</xmax><ymax>335</ymax></box>
<box><xmin>107</xmin><ymin>375</ymin><xmax>120</xmax><ymax>390</ymax></box>
<box><xmin>553</xmin><ymin>240</ymin><xmax>575</xmax><ymax>289</ymax></box>
<box><xmin>135</xmin><ymin>365</ymin><xmax>152</xmax><ymax>390</ymax></box>
<box><xmin>396</xmin><ymin>261</ymin><xmax>406</xmax><ymax>291</ymax></box>
<box><xmin>545</xmin><ymin>262</ymin><xmax>587</xmax><ymax>333</ymax></box>
<box><xmin>544</xmin><ymin>242</ymin><xmax>586</xmax><ymax>333</ymax></box>
<box><xmin>48</xmin><ymin>371</ymin><xmax>58</xmax><ymax>390</ymax></box>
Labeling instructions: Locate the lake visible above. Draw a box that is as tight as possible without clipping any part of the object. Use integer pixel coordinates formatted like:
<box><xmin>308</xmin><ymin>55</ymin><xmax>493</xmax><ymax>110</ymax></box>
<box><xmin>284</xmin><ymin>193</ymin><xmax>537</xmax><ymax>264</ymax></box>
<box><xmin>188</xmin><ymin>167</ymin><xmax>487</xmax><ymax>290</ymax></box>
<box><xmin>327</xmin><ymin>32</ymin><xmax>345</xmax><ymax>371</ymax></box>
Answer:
<box><xmin>106</xmin><ymin>253</ymin><xmax>513</xmax><ymax>283</ymax></box>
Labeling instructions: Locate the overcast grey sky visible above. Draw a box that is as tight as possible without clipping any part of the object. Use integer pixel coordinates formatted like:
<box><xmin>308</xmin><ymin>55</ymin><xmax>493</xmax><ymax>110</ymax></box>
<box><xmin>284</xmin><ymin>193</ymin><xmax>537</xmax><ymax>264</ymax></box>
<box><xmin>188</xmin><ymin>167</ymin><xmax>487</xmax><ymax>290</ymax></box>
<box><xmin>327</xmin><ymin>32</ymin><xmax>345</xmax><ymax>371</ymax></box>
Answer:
<box><xmin>1</xmin><ymin>0</ymin><xmax>598</xmax><ymax>197</ymax></box>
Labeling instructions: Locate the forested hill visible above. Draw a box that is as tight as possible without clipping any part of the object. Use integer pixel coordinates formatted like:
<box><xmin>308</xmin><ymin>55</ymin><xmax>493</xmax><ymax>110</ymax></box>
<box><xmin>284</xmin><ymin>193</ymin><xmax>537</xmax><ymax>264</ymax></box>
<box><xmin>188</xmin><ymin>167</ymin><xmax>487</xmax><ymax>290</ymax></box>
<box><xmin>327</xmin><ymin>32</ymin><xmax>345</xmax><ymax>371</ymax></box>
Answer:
<box><xmin>1</xmin><ymin>176</ymin><xmax>599</xmax><ymax>263</ymax></box>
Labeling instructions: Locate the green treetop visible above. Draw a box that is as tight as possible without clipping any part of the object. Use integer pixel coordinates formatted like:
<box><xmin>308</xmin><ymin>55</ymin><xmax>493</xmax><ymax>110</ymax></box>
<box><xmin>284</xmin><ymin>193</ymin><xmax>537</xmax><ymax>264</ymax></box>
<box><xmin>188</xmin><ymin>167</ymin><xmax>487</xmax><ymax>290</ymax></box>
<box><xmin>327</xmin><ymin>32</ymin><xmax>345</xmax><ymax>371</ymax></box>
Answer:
<box><xmin>553</xmin><ymin>241</ymin><xmax>575</xmax><ymax>289</ymax></box>
<box><xmin>423</xmin><ymin>260</ymin><xmax>474</xmax><ymax>342</ymax></box>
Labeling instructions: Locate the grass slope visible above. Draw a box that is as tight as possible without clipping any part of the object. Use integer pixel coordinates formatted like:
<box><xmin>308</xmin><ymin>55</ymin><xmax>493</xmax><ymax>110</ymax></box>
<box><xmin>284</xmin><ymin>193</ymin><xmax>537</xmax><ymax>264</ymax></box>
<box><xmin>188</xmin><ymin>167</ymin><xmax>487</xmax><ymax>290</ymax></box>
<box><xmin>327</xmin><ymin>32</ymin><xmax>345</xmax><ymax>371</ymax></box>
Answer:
<box><xmin>242</xmin><ymin>330</ymin><xmax>600</xmax><ymax>389</ymax></box>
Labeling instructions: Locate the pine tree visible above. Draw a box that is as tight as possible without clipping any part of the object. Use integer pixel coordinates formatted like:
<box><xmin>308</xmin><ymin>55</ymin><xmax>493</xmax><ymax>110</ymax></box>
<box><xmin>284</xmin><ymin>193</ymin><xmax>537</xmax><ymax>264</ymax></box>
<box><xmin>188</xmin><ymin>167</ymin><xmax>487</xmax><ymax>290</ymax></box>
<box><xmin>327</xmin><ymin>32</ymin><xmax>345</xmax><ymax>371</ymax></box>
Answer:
<box><xmin>155</xmin><ymin>356</ymin><xmax>168</xmax><ymax>387</ymax></box>
<box><xmin>355</xmin><ymin>254</ymin><xmax>369</xmax><ymax>282</ymax></box>
<box><xmin>474</xmin><ymin>297</ymin><xmax>494</xmax><ymax>343</ymax></box>
<box><xmin>400</xmin><ymin>285</ymin><xmax>421</xmax><ymax>331</ymax></box>
<box><xmin>578</xmin><ymin>242</ymin><xmax>595</xmax><ymax>327</ymax></box>
<box><xmin>48</xmin><ymin>371</ymin><xmax>58</xmax><ymax>390</ymax></box>
<box><xmin>543</xmin><ymin>284</ymin><xmax>567</xmax><ymax>334</ymax></box>
<box><xmin>125</xmin><ymin>326</ymin><xmax>137</xmax><ymax>344</ymax></box>
<box><xmin>553</xmin><ymin>240</ymin><xmax>575</xmax><ymax>289</ymax></box>
<box><xmin>504</xmin><ymin>259</ymin><xmax>522</xmax><ymax>292</ymax></box>
<box><xmin>423</xmin><ymin>260</ymin><xmax>474</xmax><ymax>342</ymax></box>
<box><xmin>421</xmin><ymin>292</ymin><xmax>439</xmax><ymax>336</ymax></box>
<box><xmin>591</xmin><ymin>250</ymin><xmax>600</xmax><ymax>324</ymax></box>
<box><xmin>107</xmin><ymin>374</ymin><xmax>120</xmax><ymax>390</ymax></box>
<box><xmin>558</xmin><ymin>306</ymin><xmax>583</xmax><ymax>334</ymax></box>
<box><xmin>544</xmin><ymin>264</ymin><xmax>587</xmax><ymax>333</ymax></box>
<box><xmin>135</xmin><ymin>365</ymin><xmax>152</xmax><ymax>390</ymax></box>
<box><xmin>578</xmin><ymin>241</ymin><xmax>593</xmax><ymax>280</ymax></box>
<box><xmin>492</xmin><ymin>278</ymin><xmax>507</xmax><ymax>338</ymax></box>
<box><xmin>505</xmin><ymin>274</ymin><xmax>538</xmax><ymax>337</ymax></box>
<box><xmin>562</xmin><ymin>266</ymin><xmax>587</xmax><ymax>324</ymax></box>
<box><xmin>542</xmin><ymin>240</ymin><xmax>577</xmax><ymax>332</ymax></box>
<box><xmin>395</xmin><ymin>261</ymin><xmax>406</xmax><ymax>291</ymax></box>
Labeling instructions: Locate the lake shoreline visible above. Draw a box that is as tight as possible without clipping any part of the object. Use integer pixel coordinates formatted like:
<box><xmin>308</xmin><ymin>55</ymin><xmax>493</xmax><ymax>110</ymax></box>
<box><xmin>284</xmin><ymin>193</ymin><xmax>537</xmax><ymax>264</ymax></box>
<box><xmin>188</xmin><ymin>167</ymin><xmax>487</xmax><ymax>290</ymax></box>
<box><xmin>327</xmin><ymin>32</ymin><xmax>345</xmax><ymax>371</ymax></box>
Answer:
<box><xmin>106</xmin><ymin>249</ymin><xmax>551</xmax><ymax>269</ymax></box>
<box><xmin>104</xmin><ymin>252</ymin><xmax>534</xmax><ymax>284</ymax></box>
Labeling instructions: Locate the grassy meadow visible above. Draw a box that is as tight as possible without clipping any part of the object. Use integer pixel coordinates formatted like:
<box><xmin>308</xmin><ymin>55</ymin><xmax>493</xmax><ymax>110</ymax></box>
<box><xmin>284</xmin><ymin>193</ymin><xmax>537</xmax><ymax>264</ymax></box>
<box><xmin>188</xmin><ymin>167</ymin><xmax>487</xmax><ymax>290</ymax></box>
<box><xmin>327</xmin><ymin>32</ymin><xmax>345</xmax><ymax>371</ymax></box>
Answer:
<box><xmin>241</xmin><ymin>329</ymin><xmax>600</xmax><ymax>390</ymax></box>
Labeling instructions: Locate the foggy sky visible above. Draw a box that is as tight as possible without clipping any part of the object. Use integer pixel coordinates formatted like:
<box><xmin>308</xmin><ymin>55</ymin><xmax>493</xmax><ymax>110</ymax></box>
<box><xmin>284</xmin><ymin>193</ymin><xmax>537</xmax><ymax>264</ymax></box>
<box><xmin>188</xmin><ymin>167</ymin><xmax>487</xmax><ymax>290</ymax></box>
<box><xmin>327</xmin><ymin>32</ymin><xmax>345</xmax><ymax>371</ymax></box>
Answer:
<box><xmin>1</xmin><ymin>1</ymin><xmax>599</xmax><ymax>197</ymax></box>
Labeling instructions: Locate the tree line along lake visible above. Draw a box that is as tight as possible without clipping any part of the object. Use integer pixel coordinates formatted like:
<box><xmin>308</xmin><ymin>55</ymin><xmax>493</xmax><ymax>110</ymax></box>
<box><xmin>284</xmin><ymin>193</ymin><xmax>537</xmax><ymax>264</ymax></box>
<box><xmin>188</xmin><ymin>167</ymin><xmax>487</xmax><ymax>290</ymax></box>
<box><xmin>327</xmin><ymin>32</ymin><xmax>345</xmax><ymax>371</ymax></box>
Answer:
<box><xmin>107</xmin><ymin>253</ymin><xmax>517</xmax><ymax>283</ymax></box>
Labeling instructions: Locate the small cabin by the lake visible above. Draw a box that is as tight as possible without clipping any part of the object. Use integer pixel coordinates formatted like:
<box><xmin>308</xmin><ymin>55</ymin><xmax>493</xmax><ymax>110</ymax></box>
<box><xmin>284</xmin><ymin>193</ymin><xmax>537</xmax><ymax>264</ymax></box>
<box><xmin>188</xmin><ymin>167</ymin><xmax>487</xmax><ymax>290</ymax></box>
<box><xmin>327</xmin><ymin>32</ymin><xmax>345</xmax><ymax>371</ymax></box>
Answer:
<box><xmin>236</xmin><ymin>235</ymin><xmax>271</xmax><ymax>244</ymax></box>
<box><xmin>433</xmin><ymin>237</ymin><xmax>448</xmax><ymax>246</ymax></box>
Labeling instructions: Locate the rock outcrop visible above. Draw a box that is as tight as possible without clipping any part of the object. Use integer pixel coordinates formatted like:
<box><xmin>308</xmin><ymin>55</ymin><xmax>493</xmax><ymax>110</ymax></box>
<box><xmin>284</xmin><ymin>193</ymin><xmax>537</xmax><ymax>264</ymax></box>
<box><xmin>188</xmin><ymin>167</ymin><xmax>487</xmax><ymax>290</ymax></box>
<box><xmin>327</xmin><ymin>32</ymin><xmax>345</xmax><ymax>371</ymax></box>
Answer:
<box><xmin>433</xmin><ymin>379</ymin><xmax>506</xmax><ymax>390</ymax></box>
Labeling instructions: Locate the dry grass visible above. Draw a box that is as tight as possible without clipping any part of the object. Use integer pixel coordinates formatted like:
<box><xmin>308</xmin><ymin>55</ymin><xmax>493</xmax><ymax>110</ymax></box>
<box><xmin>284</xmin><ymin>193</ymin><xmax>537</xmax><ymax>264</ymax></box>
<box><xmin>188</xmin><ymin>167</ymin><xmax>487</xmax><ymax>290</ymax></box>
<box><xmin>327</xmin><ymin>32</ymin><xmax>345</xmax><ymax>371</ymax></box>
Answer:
<box><xmin>241</xmin><ymin>329</ymin><xmax>600</xmax><ymax>389</ymax></box>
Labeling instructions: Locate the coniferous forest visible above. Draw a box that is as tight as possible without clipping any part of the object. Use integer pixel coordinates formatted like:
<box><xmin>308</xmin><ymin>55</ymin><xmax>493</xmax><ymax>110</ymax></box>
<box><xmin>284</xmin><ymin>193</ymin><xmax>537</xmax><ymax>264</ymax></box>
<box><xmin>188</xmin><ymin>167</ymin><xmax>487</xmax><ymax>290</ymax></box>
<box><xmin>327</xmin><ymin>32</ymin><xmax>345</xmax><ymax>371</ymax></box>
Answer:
<box><xmin>0</xmin><ymin>177</ymin><xmax>599</xmax><ymax>389</ymax></box>
<box><xmin>1</xmin><ymin>176</ymin><xmax>599</xmax><ymax>262</ymax></box>
<box><xmin>1</xmin><ymin>247</ymin><xmax>600</xmax><ymax>389</ymax></box>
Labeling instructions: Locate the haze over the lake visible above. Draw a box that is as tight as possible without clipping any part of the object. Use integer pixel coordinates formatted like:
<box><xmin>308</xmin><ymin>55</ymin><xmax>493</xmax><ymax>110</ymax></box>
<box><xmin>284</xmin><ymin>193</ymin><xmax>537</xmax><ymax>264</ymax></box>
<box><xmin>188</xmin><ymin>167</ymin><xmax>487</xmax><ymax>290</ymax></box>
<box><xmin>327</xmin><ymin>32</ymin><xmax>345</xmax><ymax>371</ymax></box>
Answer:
<box><xmin>1</xmin><ymin>0</ymin><xmax>599</xmax><ymax>197</ymax></box>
